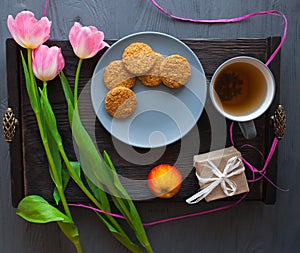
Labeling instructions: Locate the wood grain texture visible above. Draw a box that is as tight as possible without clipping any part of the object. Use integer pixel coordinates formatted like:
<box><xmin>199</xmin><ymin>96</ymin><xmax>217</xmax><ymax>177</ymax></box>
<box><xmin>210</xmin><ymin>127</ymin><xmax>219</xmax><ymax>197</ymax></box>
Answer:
<box><xmin>1</xmin><ymin>1</ymin><xmax>300</xmax><ymax>253</ymax></box>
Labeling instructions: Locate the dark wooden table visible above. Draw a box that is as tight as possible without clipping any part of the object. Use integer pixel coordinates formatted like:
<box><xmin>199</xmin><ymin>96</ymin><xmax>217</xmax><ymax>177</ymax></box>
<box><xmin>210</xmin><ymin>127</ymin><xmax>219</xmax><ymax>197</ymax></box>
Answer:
<box><xmin>1</xmin><ymin>1</ymin><xmax>299</xmax><ymax>253</ymax></box>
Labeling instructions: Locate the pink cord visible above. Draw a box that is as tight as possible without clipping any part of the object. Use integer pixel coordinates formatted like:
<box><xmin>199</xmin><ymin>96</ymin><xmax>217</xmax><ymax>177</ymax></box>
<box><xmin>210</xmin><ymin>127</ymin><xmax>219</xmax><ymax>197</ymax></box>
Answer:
<box><xmin>230</xmin><ymin>122</ymin><xmax>288</xmax><ymax>191</ymax></box>
<box><xmin>68</xmin><ymin>203</ymin><xmax>126</xmax><ymax>219</ymax></box>
<box><xmin>69</xmin><ymin>192</ymin><xmax>249</xmax><ymax>227</ymax></box>
<box><xmin>143</xmin><ymin>193</ymin><xmax>248</xmax><ymax>226</ymax></box>
<box><xmin>43</xmin><ymin>0</ymin><xmax>49</xmax><ymax>17</ymax></box>
<box><xmin>149</xmin><ymin>0</ymin><xmax>287</xmax><ymax>66</ymax></box>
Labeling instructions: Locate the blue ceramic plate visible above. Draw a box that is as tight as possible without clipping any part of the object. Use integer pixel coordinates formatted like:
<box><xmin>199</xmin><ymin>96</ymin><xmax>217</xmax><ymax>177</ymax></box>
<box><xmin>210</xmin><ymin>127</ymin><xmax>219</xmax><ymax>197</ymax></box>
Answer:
<box><xmin>91</xmin><ymin>31</ymin><xmax>207</xmax><ymax>148</ymax></box>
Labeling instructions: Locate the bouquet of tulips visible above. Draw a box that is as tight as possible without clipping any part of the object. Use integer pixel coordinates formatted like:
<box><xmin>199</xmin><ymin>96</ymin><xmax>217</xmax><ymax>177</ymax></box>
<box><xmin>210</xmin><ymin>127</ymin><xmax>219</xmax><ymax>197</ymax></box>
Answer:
<box><xmin>7</xmin><ymin>10</ymin><xmax>153</xmax><ymax>253</ymax></box>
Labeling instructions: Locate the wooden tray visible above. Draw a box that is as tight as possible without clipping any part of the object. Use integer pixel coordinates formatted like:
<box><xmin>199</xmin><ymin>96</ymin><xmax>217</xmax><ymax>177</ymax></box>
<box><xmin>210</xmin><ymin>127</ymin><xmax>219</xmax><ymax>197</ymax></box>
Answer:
<box><xmin>6</xmin><ymin>37</ymin><xmax>280</xmax><ymax>207</ymax></box>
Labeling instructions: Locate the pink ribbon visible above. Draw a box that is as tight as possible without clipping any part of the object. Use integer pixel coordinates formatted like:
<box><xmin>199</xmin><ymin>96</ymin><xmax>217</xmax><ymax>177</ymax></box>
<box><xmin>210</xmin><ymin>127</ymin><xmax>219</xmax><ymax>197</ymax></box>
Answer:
<box><xmin>69</xmin><ymin>194</ymin><xmax>248</xmax><ymax>227</ymax></box>
<box><xmin>230</xmin><ymin>122</ymin><xmax>287</xmax><ymax>191</ymax></box>
<box><xmin>149</xmin><ymin>0</ymin><xmax>287</xmax><ymax>67</ymax></box>
<box><xmin>43</xmin><ymin>0</ymin><xmax>49</xmax><ymax>17</ymax></box>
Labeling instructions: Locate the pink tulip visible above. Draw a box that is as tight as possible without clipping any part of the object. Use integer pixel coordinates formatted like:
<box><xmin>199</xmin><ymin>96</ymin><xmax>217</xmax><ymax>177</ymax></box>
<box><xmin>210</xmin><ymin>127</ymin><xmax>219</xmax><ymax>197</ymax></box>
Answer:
<box><xmin>69</xmin><ymin>22</ymin><xmax>109</xmax><ymax>59</ymax></box>
<box><xmin>7</xmin><ymin>11</ymin><xmax>51</xmax><ymax>49</ymax></box>
<box><xmin>32</xmin><ymin>45</ymin><xmax>65</xmax><ymax>82</ymax></box>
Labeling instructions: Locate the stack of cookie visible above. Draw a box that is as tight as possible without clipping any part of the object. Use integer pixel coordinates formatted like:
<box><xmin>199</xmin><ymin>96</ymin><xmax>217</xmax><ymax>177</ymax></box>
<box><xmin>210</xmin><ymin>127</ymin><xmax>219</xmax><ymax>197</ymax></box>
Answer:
<box><xmin>103</xmin><ymin>42</ymin><xmax>191</xmax><ymax>118</ymax></box>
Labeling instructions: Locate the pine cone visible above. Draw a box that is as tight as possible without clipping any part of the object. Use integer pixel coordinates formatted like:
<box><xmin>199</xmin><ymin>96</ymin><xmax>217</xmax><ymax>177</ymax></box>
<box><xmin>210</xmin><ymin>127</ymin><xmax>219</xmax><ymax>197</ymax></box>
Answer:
<box><xmin>271</xmin><ymin>105</ymin><xmax>286</xmax><ymax>139</ymax></box>
<box><xmin>3</xmin><ymin>108</ymin><xmax>18</xmax><ymax>142</ymax></box>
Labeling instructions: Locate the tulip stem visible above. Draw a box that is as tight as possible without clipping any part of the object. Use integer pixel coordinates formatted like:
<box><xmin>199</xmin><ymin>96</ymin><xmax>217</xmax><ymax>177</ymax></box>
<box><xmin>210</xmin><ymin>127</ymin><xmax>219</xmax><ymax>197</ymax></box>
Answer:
<box><xmin>27</xmin><ymin>49</ymin><xmax>35</xmax><ymax>91</ymax></box>
<box><xmin>27</xmin><ymin>49</ymin><xmax>39</xmax><ymax>113</ymax></box>
<box><xmin>74</xmin><ymin>58</ymin><xmax>83</xmax><ymax>106</ymax></box>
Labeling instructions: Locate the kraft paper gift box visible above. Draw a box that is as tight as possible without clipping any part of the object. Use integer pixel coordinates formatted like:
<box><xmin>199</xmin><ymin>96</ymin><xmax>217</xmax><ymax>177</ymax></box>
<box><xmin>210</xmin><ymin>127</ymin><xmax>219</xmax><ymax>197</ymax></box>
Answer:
<box><xmin>191</xmin><ymin>146</ymin><xmax>249</xmax><ymax>203</ymax></box>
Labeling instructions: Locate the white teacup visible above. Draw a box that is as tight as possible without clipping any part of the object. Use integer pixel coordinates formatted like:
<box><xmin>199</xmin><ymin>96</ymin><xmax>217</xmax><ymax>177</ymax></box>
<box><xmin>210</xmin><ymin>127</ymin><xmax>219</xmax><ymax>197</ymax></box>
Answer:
<box><xmin>209</xmin><ymin>56</ymin><xmax>275</xmax><ymax>139</ymax></box>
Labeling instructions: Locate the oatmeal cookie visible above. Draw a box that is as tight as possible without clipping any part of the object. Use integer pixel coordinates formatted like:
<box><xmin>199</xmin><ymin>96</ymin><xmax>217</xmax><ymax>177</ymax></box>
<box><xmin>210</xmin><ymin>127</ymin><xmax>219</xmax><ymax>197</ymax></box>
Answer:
<box><xmin>103</xmin><ymin>60</ymin><xmax>136</xmax><ymax>89</ymax></box>
<box><xmin>122</xmin><ymin>42</ymin><xmax>157</xmax><ymax>76</ymax></box>
<box><xmin>105</xmin><ymin>86</ymin><xmax>137</xmax><ymax>118</ymax></box>
<box><xmin>138</xmin><ymin>52</ymin><xmax>164</xmax><ymax>86</ymax></box>
<box><xmin>160</xmin><ymin>54</ymin><xmax>191</xmax><ymax>88</ymax></box>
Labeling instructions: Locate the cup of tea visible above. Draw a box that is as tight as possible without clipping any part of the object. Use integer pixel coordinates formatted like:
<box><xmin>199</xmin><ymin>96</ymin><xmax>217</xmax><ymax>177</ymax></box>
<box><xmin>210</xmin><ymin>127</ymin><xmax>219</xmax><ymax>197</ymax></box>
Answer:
<box><xmin>209</xmin><ymin>56</ymin><xmax>275</xmax><ymax>139</ymax></box>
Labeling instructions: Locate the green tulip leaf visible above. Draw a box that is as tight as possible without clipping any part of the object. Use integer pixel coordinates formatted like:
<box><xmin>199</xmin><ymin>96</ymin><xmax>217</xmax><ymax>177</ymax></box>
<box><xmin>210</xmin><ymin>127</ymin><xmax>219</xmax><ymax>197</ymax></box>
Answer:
<box><xmin>57</xmin><ymin>221</ymin><xmax>80</xmax><ymax>244</ymax></box>
<box><xmin>17</xmin><ymin>195</ymin><xmax>72</xmax><ymax>224</ymax></box>
<box><xmin>39</xmin><ymin>85</ymin><xmax>63</xmax><ymax>146</ymax></box>
<box><xmin>53</xmin><ymin>187</ymin><xmax>61</xmax><ymax>206</ymax></box>
<box><xmin>59</xmin><ymin>72</ymin><xmax>74</xmax><ymax>106</ymax></box>
<box><xmin>20</xmin><ymin>50</ymin><xmax>39</xmax><ymax>113</ymax></box>
<box><xmin>69</xmin><ymin>161</ymin><xmax>81</xmax><ymax>181</ymax></box>
<box><xmin>94</xmin><ymin>212</ymin><xmax>144</xmax><ymax>253</ymax></box>
<box><xmin>59</xmin><ymin>72</ymin><xmax>75</xmax><ymax>124</ymax></box>
<box><xmin>60</xmin><ymin>73</ymin><xmax>153</xmax><ymax>252</ymax></box>
<box><xmin>85</xmin><ymin>175</ymin><xmax>110</xmax><ymax>212</ymax></box>
<box><xmin>73</xmin><ymin>109</ymin><xmax>153</xmax><ymax>252</ymax></box>
<box><xmin>53</xmin><ymin>162</ymin><xmax>72</xmax><ymax>205</ymax></box>
<box><xmin>103</xmin><ymin>151</ymin><xmax>152</xmax><ymax>251</ymax></box>
<box><xmin>17</xmin><ymin>196</ymin><xmax>81</xmax><ymax>251</ymax></box>
<box><xmin>48</xmin><ymin>135</ymin><xmax>62</xmax><ymax>186</ymax></box>
<box><xmin>103</xmin><ymin>151</ymin><xmax>131</xmax><ymax>200</ymax></box>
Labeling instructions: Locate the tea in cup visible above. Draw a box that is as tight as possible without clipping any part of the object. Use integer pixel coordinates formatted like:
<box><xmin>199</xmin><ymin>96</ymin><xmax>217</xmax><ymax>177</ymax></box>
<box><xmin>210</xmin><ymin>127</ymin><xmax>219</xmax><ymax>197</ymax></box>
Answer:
<box><xmin>210</xmin><ymin>56</ymin><xmax>275</xmax><ymax>139</ymax></box>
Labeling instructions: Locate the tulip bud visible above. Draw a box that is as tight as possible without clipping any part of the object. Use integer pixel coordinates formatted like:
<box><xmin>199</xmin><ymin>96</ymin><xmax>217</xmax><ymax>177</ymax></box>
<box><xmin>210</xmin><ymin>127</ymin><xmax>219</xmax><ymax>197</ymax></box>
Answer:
<box><xmin>69</xmin><ymin>22</ymin><xmax>109</xmax><ymax>59</ymax></box>
<box><xmin>32</xmin><ymin>45</ymin><xmax>65</xmax><ymax>82</ymax></box>
<box><xmin>7</xmin><ymin>11</ymin><xmax>51</xmax><ymax>49</ymax></box>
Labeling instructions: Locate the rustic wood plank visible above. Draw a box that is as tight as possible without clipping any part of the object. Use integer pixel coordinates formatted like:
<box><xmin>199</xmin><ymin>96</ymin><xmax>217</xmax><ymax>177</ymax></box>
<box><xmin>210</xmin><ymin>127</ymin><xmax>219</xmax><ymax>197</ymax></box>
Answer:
<box><xmin>7</xmin><ymin>37</ymin><xmax>279</xmax><ymax>206</ymax></box>
<box><xmin>6</xmin><ymin>39</ymin><xmax>24</xmax><ymax>207</ymax></box>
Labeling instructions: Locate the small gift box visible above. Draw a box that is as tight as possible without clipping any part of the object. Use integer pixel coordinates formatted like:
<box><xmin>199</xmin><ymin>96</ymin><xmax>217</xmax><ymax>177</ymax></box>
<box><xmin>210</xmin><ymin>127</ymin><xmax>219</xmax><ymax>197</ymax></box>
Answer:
<box><xmin>186</xmin><ymin>146</ymin><xmax>249</xmax><ymax>204</ymax></box>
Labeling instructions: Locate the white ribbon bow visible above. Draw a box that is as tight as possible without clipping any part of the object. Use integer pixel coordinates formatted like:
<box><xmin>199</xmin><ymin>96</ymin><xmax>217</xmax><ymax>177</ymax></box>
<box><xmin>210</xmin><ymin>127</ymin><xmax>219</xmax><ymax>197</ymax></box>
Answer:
<box><xmin>186</xmin><ymin>156</ymin><xmax>245</xmax><ymax>204</ymax></box>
